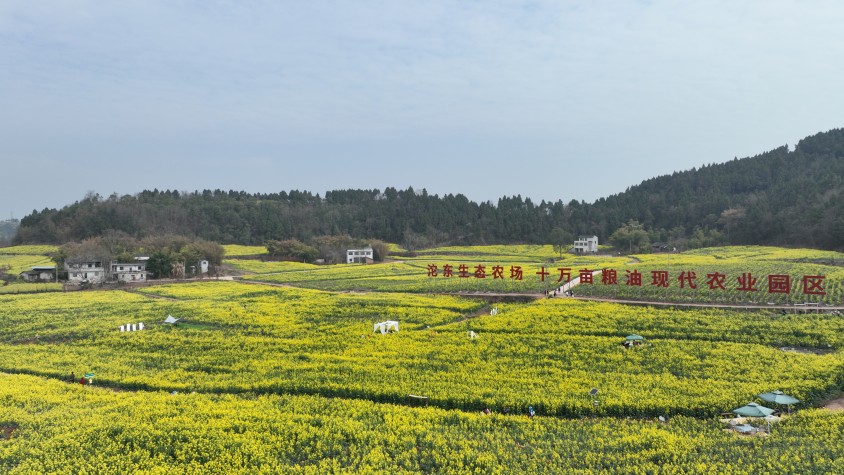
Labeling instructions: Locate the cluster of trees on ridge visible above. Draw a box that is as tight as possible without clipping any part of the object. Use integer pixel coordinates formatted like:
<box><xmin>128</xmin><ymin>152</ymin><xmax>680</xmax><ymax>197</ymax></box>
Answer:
<box><xmin>266</xmin><ymin>237</ymin><xmax>388</xmax><ymax>264</ymax></box>
<box><xmin>10</xmin><ymin>128</ymin><xmax>844</xmax><ymax>251</ymax></box>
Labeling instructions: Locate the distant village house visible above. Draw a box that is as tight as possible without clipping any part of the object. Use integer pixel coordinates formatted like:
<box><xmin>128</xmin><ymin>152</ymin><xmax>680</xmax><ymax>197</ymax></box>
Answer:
<box><xmin>65</xmin><ymin>261</ymin><xmax>106</xmax><ymax>284</ymax></box>
<box><xmin>66</xmin><ymin>258</ymin><xmax>148</xmax><ymax>284</ymax></box>
<box><xmin>110</xmin><ymin>261</ymin><xmax>149</xmax><ymax>282</ymax></box>
<box><xmin>573</xmin><ymin>235</ymin><xmax>599</xmax><ymax>254</ymax></box>
<box><xmin>347</xmin><ymin>246</ymin><xmax>374</xmax><ymax>264</ymax></box>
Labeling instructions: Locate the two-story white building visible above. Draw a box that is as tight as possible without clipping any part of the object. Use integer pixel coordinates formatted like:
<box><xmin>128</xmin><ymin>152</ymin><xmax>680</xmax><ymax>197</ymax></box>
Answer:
<box><xmin>347</xmin><ymin>247</ymin><xmax>374</xmax><ymax>264</ymax></box>
<box><xmin>66</xmin><ymin>258</ymin><xmax>148</xmax><ymax>284</ymax></box>
<box><xmin>110</xmin><ymin>261</ymin><xmax>148</xmax><ymax>282</ymax></box>
<box><xmin>66</xmin><ymin>261</ymin><xmax>106</xmax><ymax>284</ymax></box>
<box><xmin>573</xmin><ymin>236</ymin><xmax>599</xmax><ymax>254</ymax></box>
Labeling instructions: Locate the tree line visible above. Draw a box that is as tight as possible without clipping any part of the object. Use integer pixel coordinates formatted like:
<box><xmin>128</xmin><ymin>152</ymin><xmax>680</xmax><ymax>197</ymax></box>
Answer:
<box><xmin>12</xmin><ymin>128</ymin><xmax>844</xmax><ymax>251</ymax></box>
<box><xmin>266</xmin><ymin>237</ymin><xmax>388</xmax><ymax>264</ymax></box>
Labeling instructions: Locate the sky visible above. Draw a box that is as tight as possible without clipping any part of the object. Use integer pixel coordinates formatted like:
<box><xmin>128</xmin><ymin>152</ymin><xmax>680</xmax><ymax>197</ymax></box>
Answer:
<box><xmin>2</xmin><ymin>0</ymin><xmax>844</xmax><ymax>219</ymax></box>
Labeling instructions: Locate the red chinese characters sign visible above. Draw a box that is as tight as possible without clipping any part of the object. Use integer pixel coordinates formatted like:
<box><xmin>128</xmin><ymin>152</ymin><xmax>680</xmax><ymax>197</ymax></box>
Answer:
<box><xmin>425</xmin><ymin>264</ymin><xmax>826</xmax><ymax>296</ymax></box>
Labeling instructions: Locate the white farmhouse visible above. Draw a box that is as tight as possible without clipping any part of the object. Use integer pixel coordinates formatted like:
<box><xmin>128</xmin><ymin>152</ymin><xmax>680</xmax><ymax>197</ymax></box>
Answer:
<box><xmin>66</xmin><ymin>257</ymin><xmax>149</xmax><ymax>284</ymax></box>
<box><xmin>346</xmin><ymin>246</ymin><xmax>374</xmax><ymax>264</ymax></box>
<box><xmin>110</xmin><ymin>261</ymin><xmax>148</xmax><ymax>282</ymax></box>
<box><xmin>66</xmin><ymin>261</ymin><xmax>106</xmax><ymax>284</ymax></box>
<box><xmin>573</xmin><ymin>235</ymin><xmax>599</xmax><ymax>254</ymax></box>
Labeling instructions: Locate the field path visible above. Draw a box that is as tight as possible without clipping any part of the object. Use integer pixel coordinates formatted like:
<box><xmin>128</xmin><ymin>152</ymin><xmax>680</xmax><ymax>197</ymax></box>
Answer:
<box><xmin>823</xmin><ymin>396</ymin><xmax>844</xmax><ymax>411</ymax></box>
<box><xmin>553</xmin><ymin>270</ymin><xmax>603</xmax><ymax>296</ymax></box>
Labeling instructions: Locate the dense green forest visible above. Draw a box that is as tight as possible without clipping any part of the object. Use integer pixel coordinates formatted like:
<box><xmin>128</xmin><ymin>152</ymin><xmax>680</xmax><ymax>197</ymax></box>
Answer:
<box><xmin>12</xmin><ymin>128</ymin><xmax>844</xmax><ymax>250</ymax></box>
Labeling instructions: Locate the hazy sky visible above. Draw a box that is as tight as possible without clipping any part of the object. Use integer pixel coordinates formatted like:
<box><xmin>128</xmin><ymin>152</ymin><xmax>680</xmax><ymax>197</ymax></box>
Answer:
<box><xmin>2</xmin><ymin>1</ymin><xmax>843</xmax><ymax>219</ymax></box>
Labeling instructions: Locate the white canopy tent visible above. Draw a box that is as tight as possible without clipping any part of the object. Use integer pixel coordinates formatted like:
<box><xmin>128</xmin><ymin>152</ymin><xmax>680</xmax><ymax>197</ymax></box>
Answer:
<box><xmin>373</xmin><ymin>320</ymin><xmax>399</xmax><ymax>334</ymax></box>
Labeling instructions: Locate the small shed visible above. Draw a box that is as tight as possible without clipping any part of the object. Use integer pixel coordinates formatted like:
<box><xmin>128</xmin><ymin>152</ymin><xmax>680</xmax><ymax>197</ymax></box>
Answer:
<box><xmin>373</xmin><ymin>320</ymin><xmax>399</xmax><ymax>334</ymax></box>
<box><xmin>20</xmin><ymin>266</ymin><xmax>56</xmax><ymax>282</ymax></box>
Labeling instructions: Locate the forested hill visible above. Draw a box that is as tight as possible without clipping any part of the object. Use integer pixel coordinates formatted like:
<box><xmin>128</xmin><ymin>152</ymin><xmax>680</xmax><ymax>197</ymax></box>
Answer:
<box><xmin>592</xmin><ymin>128</ymin><xmax>844</xmax><ymax>248</ymax></box>
<box><xmin>13</xmin><ymin>128</ymin><xmax>844</xmax><ymax>250</ymax></box>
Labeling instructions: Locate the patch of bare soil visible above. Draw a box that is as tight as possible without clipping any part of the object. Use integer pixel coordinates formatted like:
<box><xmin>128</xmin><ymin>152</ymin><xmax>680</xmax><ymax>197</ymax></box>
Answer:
<box><xmin>1</xmin><ymin>424</ymin><xmax>17</xmax><ymax>440</ymax></box>
<box><xmin>426</xmin><ymin>305</ymin><xmax>492</xmax><ymax>330</ymax></box>
<box><xmin>823</xmin><ymin>396</ymin><xmax>844</xmax><ymax>411</ymax></box>
<box><xmin>465</xmin><ymin>306</ymin><xmax>490</xmax><ymax>320</ymax></box>
<box><xmin>9</xmin><ymin>336</ymin><xmax>40</xmax><ymax>345</ymax></box>
<box><xmin>447</xmin><ymin>306</ymin><xmax>490</xmax><ymax>326</ymax></box>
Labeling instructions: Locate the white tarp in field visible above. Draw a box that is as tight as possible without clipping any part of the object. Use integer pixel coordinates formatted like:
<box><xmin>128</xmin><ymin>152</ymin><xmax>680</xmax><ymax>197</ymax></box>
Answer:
<box><xmin>164</xmin><ymin>315</ymin><xmax>179</xmax><ymax>324</ymax></box>
<box><xmin>373</xmin><ymin>320</ymin><xmax>399</xmax><ymax>334</ymax></box>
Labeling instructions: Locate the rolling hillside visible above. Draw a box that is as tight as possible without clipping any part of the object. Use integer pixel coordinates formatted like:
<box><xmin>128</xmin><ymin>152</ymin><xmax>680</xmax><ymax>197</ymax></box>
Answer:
<box><xmin>12</xmin><ymin>128</ymin><xmax>844</xmax><ymax>250</ymax></box>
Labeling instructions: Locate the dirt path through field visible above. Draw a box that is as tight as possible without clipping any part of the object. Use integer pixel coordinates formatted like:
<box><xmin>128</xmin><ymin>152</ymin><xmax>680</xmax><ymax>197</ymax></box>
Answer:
<box><xmin>454</xmin><ymin>306</ymin><xmax>490</xmax><ymax>325</ymax></box>
<box><xmin>823</xmin><ymin>396</ymin><xmax>844</xmax><ymax>411</ymax></box>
